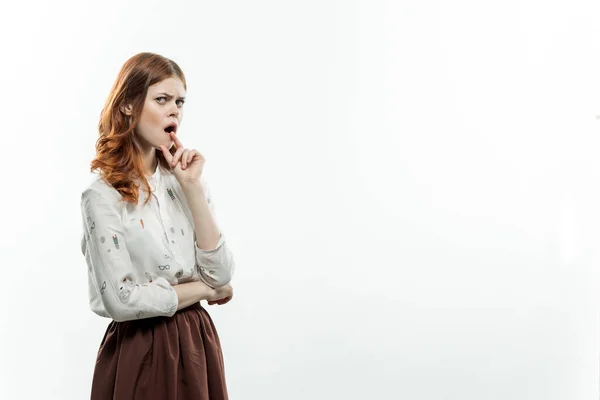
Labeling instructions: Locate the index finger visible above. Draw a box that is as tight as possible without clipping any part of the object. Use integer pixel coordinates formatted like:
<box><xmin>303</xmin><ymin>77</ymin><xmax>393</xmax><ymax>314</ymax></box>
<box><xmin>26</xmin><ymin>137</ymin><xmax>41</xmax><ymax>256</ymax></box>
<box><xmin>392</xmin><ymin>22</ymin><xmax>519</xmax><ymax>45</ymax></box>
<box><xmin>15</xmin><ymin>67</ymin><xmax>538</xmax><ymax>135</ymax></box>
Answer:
<box><xmin>159</xmin><ymin>145</ymin><xmax>174</xmax><ymax>164</ymax></box>
<box><xmin>170</xmin><ymin>131</ymin><xmax>184</xmax><ymax>149</ymax></box>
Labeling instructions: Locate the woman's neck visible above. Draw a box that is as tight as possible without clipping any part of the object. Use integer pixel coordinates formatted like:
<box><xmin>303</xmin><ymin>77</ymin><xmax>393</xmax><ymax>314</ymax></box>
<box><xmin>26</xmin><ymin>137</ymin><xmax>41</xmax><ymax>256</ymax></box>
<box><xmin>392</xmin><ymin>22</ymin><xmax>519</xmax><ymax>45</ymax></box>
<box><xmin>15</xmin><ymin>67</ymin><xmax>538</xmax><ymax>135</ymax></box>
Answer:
<box><xmin>142</xmin><ymin>151</ymin><xmax>158</xmax><ymax>177</ymax></box>
<box><xmin>133</xmin><ymin>135</ymin><xmax>159</xmax><ymax>177</ymax></box>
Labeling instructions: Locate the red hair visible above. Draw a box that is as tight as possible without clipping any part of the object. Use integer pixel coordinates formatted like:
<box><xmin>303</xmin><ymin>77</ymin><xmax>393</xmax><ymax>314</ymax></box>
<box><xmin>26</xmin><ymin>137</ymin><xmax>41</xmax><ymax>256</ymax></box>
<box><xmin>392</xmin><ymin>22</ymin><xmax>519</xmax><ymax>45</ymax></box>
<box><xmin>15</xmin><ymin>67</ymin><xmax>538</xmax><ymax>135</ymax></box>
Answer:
<box><xmin>90</xmin><ymin>52</ymin><xmax>187</xmax><ymax>205</ymax></box>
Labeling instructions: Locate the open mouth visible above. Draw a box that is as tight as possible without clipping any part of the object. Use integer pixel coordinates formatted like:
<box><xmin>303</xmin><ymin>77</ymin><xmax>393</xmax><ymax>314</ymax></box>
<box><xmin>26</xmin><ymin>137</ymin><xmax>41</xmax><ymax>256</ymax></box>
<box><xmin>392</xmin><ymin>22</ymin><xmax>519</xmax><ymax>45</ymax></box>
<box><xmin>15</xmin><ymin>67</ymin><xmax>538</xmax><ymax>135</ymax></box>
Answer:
<box><xmin>164</xmin><ymin>123</ymin><xmax>178</xmax><ymax>134</ymax></box>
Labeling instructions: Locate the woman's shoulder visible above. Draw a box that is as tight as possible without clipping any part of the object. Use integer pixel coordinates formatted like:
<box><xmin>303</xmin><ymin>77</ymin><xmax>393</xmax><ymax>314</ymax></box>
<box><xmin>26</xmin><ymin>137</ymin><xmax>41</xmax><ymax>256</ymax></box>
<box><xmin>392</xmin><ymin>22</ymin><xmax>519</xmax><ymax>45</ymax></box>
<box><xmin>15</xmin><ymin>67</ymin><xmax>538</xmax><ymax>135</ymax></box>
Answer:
<box><xmin>81</xmin><ymin>174</ymin><xmax>123</xmax><ymax>204</ymax></box>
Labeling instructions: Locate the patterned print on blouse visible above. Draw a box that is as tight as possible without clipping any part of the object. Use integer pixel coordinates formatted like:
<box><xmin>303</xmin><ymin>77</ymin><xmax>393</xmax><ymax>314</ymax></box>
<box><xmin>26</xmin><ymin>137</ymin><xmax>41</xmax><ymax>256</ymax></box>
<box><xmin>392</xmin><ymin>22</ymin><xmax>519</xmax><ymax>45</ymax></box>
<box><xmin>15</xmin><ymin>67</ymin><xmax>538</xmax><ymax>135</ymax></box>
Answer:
<box><xmin>81</xmin><ymin>173</ymin><xmax>234</xmax><ymax>321</ymax></box>
<box><xmin>167</xmin><ymin>188</ymin><xmax>176</xmax><ymax>200</ymax></box>
<box><xmin>86</xmin><ymin>216</ymin><xmax>95</xmax><ymax>233</ymax></box>
<box><xmin>118</xmin><ymin>277</ymin><xmax>136</xmax><ymax>303</ymax></box>
<box><xmin>200</xmin><ymin>265</ymin><xmax>215</xmax><ymax>276</ymax></box>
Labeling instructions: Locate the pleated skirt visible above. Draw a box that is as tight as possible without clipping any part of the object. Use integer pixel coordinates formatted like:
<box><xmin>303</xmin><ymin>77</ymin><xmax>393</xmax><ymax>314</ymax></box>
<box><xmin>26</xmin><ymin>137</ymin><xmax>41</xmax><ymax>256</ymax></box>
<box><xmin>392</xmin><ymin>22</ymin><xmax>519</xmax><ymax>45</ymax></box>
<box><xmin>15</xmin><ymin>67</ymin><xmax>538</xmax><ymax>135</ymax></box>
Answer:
<box><xmin>90</xmin><ymin>302</ymin><xmax>228</xmax><ymax>400</ymax></box>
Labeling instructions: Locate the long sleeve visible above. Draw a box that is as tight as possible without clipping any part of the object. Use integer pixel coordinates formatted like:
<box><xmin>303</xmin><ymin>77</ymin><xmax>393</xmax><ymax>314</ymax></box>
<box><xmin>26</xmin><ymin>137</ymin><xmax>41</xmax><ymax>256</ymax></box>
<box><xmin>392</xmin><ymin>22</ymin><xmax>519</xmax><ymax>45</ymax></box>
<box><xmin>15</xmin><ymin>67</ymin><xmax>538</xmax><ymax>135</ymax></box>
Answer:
<box><xmin>193</xmin><ymin>178</ymin><xmax>236</xmax><ymax>288</ymax></box>
<box><xmin>81</xmin><ymin>187</ymin><xmax>179</xmax><ymax>322</ymax></box>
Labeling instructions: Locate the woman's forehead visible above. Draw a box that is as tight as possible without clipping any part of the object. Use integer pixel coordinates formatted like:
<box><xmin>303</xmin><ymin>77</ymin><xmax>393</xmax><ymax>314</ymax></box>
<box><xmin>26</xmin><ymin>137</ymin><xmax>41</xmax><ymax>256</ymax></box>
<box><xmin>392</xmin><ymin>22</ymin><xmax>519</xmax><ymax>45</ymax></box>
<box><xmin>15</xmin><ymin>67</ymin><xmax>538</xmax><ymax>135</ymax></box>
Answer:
<box><xmin>149</xmin><ymin>78</ymin><xmax>186</xmax><ymax>97</ymax></box>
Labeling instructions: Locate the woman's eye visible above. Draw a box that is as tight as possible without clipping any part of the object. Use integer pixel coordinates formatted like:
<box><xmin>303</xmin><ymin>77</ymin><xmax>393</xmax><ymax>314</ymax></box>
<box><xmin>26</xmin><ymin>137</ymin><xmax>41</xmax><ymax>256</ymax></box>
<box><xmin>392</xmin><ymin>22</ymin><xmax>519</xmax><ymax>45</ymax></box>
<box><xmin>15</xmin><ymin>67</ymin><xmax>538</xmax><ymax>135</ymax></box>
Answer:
<box><xmin>156</xmin><ymin>97</ymin><xmax>184</xmax><ymax>107</ymax></box>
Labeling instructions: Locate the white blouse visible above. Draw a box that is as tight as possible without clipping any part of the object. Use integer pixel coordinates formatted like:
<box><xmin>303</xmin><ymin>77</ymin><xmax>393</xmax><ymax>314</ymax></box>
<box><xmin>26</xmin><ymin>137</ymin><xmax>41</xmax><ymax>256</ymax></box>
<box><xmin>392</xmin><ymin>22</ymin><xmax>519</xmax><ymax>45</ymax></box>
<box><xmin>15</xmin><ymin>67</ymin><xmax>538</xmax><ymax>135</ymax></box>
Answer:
<box><xmin>80</xmin><ymin>164</ymin><xmax>235</xmax><ymax>322</ymax></box>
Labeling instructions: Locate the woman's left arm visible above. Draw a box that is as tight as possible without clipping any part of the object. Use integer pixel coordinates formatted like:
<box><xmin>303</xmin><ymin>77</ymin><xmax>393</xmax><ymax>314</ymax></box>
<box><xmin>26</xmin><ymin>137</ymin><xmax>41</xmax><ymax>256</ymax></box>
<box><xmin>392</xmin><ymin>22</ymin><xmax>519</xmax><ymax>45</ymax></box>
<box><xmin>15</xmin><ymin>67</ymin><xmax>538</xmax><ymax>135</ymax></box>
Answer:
<box><xmin>181</xmin><ymin>180</ymin><xmax>221</xmax><ymax>250</ymax></box>
<box><xmin>160</xmin><ymin>134</ymin><xmax>236</xmax><ymax>289</ymax></box>
<box><xmin>181</xmin><ymin>180</ymin><xmax>235</xmax><ymax>288</ymax></box>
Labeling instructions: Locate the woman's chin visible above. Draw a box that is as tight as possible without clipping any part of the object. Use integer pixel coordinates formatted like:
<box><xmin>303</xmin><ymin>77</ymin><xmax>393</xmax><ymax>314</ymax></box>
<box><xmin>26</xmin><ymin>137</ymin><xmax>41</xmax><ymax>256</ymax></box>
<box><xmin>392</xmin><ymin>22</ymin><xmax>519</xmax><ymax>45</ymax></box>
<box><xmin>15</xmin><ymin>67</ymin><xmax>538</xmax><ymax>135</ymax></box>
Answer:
<box><xmin>154</xmin><ymin>140</ymin><xmax>174</xmax><ymax>150</ymax></box>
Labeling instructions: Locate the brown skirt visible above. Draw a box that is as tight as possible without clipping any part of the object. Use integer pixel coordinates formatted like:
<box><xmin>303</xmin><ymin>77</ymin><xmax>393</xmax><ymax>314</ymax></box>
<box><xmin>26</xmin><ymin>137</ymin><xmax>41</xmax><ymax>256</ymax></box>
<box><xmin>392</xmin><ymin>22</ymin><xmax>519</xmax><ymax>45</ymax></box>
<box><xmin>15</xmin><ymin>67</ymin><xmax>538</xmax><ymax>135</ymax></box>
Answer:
<box><xmin>90</xmin><ymin>302</ymin><xmax>228</xmax><ymax>400</ymax></box>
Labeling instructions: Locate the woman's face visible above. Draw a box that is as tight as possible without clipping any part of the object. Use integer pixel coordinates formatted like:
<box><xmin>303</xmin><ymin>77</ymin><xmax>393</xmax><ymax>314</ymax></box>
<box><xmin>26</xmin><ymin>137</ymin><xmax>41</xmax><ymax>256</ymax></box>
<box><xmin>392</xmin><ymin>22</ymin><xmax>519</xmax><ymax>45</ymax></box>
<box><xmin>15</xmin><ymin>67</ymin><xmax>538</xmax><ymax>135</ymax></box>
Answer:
<box><xmin>133</xmin><ymin>76</ymin><xmax>186</xmax><ymax>150</ymax></box>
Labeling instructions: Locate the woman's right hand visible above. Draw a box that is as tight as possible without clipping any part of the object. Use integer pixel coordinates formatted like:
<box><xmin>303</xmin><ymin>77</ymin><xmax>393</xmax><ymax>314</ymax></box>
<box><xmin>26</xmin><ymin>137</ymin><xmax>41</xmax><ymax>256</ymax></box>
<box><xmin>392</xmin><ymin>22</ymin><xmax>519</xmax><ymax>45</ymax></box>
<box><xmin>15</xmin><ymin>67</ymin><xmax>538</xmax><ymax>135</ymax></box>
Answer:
<box><xmin>206</xmin><ymin>283</ymin><xmax>233</xmax><ymax>306</ymax></box>
<box><xmin>175</xmin><ymin>280</ymin><xmax>230</xmax><ymax>311</ymax></box>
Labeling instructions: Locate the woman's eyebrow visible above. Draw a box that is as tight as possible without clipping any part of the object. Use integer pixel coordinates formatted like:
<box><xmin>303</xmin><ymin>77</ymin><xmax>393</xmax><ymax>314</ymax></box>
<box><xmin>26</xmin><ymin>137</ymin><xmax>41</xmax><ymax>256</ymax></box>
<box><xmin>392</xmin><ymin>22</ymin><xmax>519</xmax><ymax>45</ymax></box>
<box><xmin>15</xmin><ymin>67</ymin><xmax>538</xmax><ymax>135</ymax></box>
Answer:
<box><xmin>156</xmin><ymin>92</ymin><xmax>186</xmax><ymax>99</ymax></box>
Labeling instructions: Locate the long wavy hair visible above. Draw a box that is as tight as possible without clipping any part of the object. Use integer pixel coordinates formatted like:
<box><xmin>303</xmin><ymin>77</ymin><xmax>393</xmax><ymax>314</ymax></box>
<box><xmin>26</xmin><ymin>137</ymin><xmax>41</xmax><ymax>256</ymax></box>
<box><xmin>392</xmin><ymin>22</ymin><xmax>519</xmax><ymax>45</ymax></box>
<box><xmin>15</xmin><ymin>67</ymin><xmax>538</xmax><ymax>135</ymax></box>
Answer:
<box><xmin>91</xmin><ymin>52</ymin><xmax>187</xmax><ymax>205</ymax></box>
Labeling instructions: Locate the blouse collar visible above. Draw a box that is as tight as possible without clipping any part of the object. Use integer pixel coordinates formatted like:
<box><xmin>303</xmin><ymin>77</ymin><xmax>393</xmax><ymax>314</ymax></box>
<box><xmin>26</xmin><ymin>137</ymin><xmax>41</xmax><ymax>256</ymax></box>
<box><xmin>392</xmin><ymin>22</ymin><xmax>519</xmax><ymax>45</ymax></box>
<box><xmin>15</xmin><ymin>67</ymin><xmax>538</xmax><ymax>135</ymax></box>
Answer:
<box><xmin>134</xmin><ymin>161</ymin><xmax>165</xmax><ymax>194</ymax></box>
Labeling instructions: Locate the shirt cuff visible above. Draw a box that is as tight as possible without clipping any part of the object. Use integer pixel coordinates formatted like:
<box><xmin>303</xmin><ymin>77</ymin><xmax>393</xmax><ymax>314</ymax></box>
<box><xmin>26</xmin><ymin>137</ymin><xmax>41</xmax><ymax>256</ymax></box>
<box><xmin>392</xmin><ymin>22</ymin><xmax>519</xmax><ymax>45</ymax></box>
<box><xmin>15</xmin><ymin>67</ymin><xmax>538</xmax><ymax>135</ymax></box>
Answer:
<box><xmin>195</xmin><ymin>233</ymin><xmax>234</xmax><ymax>287</ymax></box>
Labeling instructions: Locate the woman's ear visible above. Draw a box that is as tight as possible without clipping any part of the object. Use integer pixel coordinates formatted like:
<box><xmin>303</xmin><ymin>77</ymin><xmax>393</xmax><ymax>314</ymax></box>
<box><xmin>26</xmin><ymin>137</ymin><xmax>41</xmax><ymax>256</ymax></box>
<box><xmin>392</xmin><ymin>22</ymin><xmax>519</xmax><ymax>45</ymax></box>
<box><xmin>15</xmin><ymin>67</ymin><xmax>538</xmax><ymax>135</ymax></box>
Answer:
<box><xmin>120</xmin><ymin>104</ymin><xmax>133</xmax><ymax>115</ymax></box>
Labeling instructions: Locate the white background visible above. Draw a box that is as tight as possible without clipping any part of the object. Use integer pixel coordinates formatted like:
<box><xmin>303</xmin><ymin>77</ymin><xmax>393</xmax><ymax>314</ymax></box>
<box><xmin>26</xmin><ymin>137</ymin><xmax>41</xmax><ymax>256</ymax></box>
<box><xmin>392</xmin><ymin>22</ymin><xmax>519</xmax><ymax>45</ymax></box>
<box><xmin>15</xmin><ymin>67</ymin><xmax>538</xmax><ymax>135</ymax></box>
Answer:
<box><xmin>1</xmin><ymin>0</ymin><xmax>600</xmax><ymax>399</ymax></box>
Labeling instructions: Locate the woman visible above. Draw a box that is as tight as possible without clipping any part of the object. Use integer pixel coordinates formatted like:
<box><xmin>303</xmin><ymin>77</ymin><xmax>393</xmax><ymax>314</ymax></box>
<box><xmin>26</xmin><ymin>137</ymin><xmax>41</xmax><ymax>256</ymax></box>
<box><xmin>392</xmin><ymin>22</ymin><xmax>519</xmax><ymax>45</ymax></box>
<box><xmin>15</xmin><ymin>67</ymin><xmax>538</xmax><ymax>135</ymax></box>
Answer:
<box><xmin>80</xmin><ymin>52</ymin><xmax>235</xmax><ymax>400</ymax></box>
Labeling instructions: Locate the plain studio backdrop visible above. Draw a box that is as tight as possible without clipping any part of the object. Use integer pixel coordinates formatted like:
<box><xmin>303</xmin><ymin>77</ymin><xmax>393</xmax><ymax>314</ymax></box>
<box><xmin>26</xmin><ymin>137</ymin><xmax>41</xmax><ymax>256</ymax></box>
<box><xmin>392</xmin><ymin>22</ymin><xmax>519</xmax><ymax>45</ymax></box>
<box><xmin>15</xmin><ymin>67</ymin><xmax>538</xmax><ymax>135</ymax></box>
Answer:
<box><xmin>1</xmin><ymin>0</ymin><xmax>600</xmax><ymax>399</ymax></box>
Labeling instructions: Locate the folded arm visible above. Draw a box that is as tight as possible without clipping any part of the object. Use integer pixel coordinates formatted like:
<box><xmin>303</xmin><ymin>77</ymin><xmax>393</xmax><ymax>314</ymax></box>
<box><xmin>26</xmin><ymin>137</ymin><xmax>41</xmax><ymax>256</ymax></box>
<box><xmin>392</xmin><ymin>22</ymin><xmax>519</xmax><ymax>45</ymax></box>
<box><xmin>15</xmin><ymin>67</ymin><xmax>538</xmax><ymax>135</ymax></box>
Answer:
<box><xmin>81</xmin><ymin>187</ymin><xmax>181</xmax><ymax>322</ymax></box>
<box><xmin>180</xmin><ymin>178</ymin><xmax>236</xmax><ymax>288</ymax></box>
